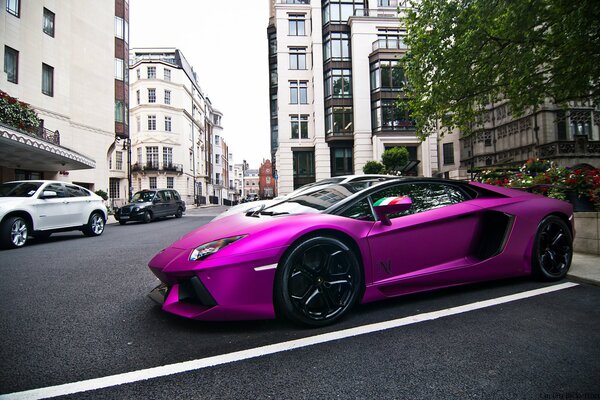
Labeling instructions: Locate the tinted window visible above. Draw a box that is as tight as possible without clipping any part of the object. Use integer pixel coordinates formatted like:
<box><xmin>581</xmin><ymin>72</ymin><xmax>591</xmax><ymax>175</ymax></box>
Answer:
<box><xmin>0</xmin><ymin>182</ymin><xmax>43</xmax><ymax>197</ymax></box>
<box><xmin>66</xmin><ymin>185</ymin><xmax>90</xmax><ymax>197</ymax></box>
<box><xmin>340</xmin><ymin>197</ymin><xmax>374</xmax><ymax>221</ymax></box>
<box><xmin>156</xmin><ymin>191</ymin><xmax>166</xmax><ymax>201</ymax></box>
<box><xmin>163</xmin><ymin>190</ymin><xmax>172</xmax><ymax>201</ymax></box>
<box><xmin>172</xmin><ymin>191</ymin><xmax>181</xmax><ymax>201</ymax></box>
<box><xmin>264</xmin><ymin>183</ymin><xmax>366</xmax><ymax>215</ymax></box>
<box><xmin>370</xmin><ymin>183</ymin><xmax>465</xmax><ymax>219</ymax></box>
<box><xmin>132</xmin><ymin>191</ymin><xmax>156</xmax><ymax>202</ymax></box>
<box><xmin>43</xmin><ymin>183</ymin><xmax>66</xmax><ymax>198</ymax></box>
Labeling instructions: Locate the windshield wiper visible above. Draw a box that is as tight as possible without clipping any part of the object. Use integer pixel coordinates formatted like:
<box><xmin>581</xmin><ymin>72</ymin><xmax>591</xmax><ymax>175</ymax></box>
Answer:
<box><xmin>245</xmin><ymin>204</ymin><xmax>266</xmax><ymax>218</ymax></box>
<box><xmin>259</xmin><ymin>210</ymin><xmax>289</xmax><ymax>216</ymax></box>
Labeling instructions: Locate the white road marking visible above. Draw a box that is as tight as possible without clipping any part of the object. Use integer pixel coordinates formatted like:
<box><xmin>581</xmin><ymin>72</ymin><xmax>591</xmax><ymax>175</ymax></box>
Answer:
<box><xmin>0</xmin><ymin>282</ymin><xmax>579</xmax><ymax>400</ymax></box>
<box><xmin>253</xmin><ymin>263</ymin><xmax>278</xmax><ymax>271</ymax></box>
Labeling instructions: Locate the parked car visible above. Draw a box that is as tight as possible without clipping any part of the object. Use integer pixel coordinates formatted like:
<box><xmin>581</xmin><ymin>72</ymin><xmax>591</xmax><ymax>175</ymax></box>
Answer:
<box><xmin>147</xmin><ymin>178</ymin><xmax>574</xmax><ymax>326</ymax></box>
<box><xmin>0</xmin><ymin>180</ymin><xmax>107</xmax><ymax>249</ymax></box>
<box><xmin>214</xmin><ymin>174</ymin><xmax>396</xmax><ymax>220</ymax></box>
<box><xmin>114</xmin><ymin>189</ymin><xmax>185</xmax><ymax>224</ymax></box>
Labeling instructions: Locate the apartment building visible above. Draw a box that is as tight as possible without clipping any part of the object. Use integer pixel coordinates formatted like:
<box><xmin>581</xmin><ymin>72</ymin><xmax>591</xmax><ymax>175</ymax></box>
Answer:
<box><xmin>129</xmin><ymin>48</ymin><xmax>233</xmax><ymax>205</ymax></box>
<box><xmin>259</xmin><ymin>159</ymin><xmax>276</xmax><ymax>199</ymax></box>
<box><xmin>1</xmin><ymin>0</ymin><xmax>129</xmax><ymax>194</ymax></box>
<box><xmin>438</xmin><ymin>100</ymin><xmax>600</xmax><ymax>178</ymax></box>
<box><xmin>243</xmin><ymin>168</ymin><xmax>259</xmax><ymax>199</ymax></box>
<box><xmin>268</xmin><ymin>0</ymin><xmax>437</xmax><ymax>194</ymax></box>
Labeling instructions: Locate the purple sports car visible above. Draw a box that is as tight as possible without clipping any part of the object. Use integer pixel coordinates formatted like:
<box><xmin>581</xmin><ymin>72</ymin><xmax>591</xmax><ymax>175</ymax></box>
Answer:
<box><xmin>148</xmin><ymin>178</ymin><xmax>574</xmax><ymax>326</ymax></box>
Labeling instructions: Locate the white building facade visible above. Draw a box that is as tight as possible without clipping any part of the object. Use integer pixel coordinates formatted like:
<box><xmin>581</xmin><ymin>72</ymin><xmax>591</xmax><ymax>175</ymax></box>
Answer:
<box><xmin>1</xmin><ymin>0</ymin><xmax>130</xmax><ymax>195</ymax></box>
<box><xmin>268</xmin><ymin>0</ymin><xmax>437</xmax><ymax>195</ymax></box>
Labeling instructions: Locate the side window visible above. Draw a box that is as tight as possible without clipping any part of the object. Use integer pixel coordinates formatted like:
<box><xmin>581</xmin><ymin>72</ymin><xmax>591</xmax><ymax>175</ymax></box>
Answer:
<box><xmin>370</xmin><ymin>183</ymin><xmax>466</xmax><ymax>220</ymax></box>
<box><xmin>173</xmin><ymin>191</ymin><xmax>181</xmax><ymax>201</ymax></box>
<box><xmin>340</xmin><ymin>197</ymin><xmax>374</xmax><ymax>221</ymax></box>
<box><xmin>66</xmin><ymin>185</ymin><xmax>90</xmax><ymax>197</ymax></box>
<box><xmin>155</xmin><ymin>191</ymin><xmax>165</xmax><ymax>201</ymax></box>
<box><xmin>163</xmin><ymin>190</ymin><xmax>172</xmax><ymax>201</ymax></box>
<box><xmin>42</xmin><ymin>183</ymin><xmax>66</xmax><ymax>198</ymax></box>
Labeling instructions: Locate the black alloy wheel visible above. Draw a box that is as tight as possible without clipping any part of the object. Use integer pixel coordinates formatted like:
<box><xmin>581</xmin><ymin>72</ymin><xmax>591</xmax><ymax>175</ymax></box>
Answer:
<box><xmin>275</xmin><ymin>236</ymin><xmax>362</xmax><ymax>327</ymax></box>
<box><xmin>143</xmin><ymin>211</ymin><xmax>152</xmax><ymax>223</ymax></box>
<box><xmin>533</xmin><ymin>216</ymin><xmax>573</xmax><ymax>281</ymax></box>
<box><xmin>175</xmin><ymin>208</ymin><xmax>183</xmax><ymax>218</ymax></box>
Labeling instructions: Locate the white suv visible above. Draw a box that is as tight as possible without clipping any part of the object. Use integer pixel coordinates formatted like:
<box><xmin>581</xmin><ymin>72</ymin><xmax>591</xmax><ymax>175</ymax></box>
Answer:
<box><xmin>0</xmin><ymin>180</ymin><xmax>107</xmax><ymax>249</ymax></box>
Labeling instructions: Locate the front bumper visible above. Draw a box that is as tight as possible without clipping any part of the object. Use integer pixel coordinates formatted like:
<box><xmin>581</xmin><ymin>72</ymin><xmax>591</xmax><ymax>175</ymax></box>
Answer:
<box><xmin>115</xmin><ymin>209</ymin><xmax>147</xmax><ymax>222</ymax></box>
<box><xmin>147</xmin><ymin>246</ymin><xmax>285</xmax><ymax>321</ymax></box>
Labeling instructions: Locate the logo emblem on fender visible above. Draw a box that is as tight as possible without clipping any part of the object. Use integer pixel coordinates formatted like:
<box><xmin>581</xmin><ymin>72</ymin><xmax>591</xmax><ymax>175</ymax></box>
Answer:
<box><xmin>380</xmin><ymin>260</ymin><xmax>392</xmax><ymax>274</ymax></box>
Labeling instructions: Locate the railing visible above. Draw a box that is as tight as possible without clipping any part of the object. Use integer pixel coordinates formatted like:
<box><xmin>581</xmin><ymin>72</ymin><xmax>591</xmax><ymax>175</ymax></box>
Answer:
<box><xmin>280</xmin><ymin>0</ymin><xmax>309</xmax><ymax>4</ymax></box>
<box><xmin>131</xmin><ymin>162</ymin><xmax>183</xmax><ymax>173</ymax></box>
<box><xmin>0</xmin><ymin>121</ymin><xmax>61</xmax><ymax>146</ymax></box>
<box><xmin>538</xmin><ymin>139</ymin><xmax>600</xmax><ymax>158</ymax></box>
<box><xmin>354</xmin><ymin>8</ymin><xmax>399</xmax><ymax>18</ymax></box>
<box><xmin>372</xmin><ymin>38</ymin><xmax>408</xmax><ymax>51</ymax></box>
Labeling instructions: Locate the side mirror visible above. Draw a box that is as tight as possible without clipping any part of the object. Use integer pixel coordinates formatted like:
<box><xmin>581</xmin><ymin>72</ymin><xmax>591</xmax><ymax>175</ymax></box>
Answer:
<box><xmin>41</xmin><ymin>190</ymin><xmax>58</xmax><ymax>199</ymax></box>
<box><xmin>373</xmin><ymin>196</ymin><xmax>412</xmax><ymax>226</ymax></box>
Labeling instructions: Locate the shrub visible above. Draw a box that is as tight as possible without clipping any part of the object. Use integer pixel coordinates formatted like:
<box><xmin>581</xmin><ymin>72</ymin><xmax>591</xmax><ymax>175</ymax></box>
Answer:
<box><xmin>363</xmin><ymin>161</ymin><xmax>385</xmax><ymax>174</ymax></box>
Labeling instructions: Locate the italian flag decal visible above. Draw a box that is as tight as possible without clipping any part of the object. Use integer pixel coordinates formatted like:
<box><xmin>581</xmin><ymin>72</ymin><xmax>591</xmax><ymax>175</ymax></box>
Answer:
<box><xmin>373</xmin><ymin>196</ymin><xmax>408</xmax><ymax>206</ymax></box>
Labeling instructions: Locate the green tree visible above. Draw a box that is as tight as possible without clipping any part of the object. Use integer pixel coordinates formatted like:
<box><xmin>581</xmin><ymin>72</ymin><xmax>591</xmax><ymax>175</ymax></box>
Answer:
<box><xmin>363</xmin><ymin>160</ymin><xmax>386</xmax><ymax>174</ymax></box>
<box><xmin>382</xmin><ymin>147</ymin><xmax>409</xmax><ymax>173</ymax></box>
<box><xmin>402</xmin><ymin>0</ymin><xmax>600</xmax><ymax>139</ymax></box>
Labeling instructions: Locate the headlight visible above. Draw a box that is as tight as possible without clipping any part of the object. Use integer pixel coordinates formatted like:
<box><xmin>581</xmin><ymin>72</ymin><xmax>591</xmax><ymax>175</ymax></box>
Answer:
<box><xmin>189</xmin><ymin>235</ymin><xmax>247</xmax><ymax>261</ymax></box>
<box><xmin>133</xmin><ymin>207</ymin><xmax>140</xmax><ymax>212</ymax></box>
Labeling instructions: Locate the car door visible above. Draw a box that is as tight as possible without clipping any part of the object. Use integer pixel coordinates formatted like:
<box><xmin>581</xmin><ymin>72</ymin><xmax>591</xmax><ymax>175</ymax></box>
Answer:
<box><xmin>33</xmin><ymin>183</ymin><xmax>70</xmax><ymax>230</ymax></box>
<box><xmin>366</xmin><ymin>182</ymin><xmax>482</xmax><ymax>285</ymax></box>
<box><xmin>64</xmin><ymin>184</ymin><xmax>92</xmax><ymax>225</ymax></box>
<box><xmin>162</xmin><ymin>190</ymin><xmax>175</xmax><ymax>216</ymax></box>
<box><xmin>153</xmin><ymin>191</ymin><xmax>167</xmax><ymax>217</ymax></box>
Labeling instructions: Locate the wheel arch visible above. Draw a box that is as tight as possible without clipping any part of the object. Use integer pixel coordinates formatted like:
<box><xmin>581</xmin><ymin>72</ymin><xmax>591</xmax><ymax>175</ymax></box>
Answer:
<box><xmin>545</xmin><ymin>211</ymin><xmax>573</xmax><ymax>237</ymax></box>
<box><xmin>90</xmin><ymin>209</ymin><xmax>107</xmax><ymax>221</ymax></box>
<box><xmin>1</xmin><ymin>211</ymin><xmax>34</xmax><ymax>230</ymax></box>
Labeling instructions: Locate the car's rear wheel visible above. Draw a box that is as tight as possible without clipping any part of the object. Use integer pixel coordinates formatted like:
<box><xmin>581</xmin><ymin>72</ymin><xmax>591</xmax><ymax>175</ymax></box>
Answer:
<box><xmin>532</xmin><ymin>216</ymin><xmax>573</xmax><ymax>281</ymax></box>
<box><xmin>1</xmin><ymin>216</ymin><xmax>29</xmax><ymax>249</ymax></box>
<box><xmin>175</xmin><ymin>208</ymin><xmax>183</xmax><ymax>218</ymax></box>
<box><xmin>143</xmin><ymin>211</ymin><xmax>152</xmax><ymax>223</ymax></box>
<box><xmin>83</xmin><ymin>212</ymin><xmax>105</xmax><ymax>237</ymax></box>
<box><xmin>275</xmin><ymin>236</ymin><xmax>362</xmax><ymax>327</ymax></box>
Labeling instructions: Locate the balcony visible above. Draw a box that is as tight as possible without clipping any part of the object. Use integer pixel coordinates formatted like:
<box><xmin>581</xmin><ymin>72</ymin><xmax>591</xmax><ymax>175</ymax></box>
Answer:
<box><xmin>538</xmin><ymin>138</ymin><xmax>600</xmax><ymax>158</ymax></box>
<box><xmin>132</xmin><ymin>162</ymin><xmax>183</xmax><ymax>174</ymax></box>
<box><xmin>279</xmin><ymin>0</ymin><xmax>309</xmax><ymax>4</ymax></box>
<box><xmin>372</xmin><ymin>38</ymin><xmax>408</xmax><ymax>52</ymax></box>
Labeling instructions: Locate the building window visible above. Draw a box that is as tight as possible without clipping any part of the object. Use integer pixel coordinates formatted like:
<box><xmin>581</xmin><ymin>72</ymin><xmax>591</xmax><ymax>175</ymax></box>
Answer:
<box><xmin>291</xmin><ymin>115</ymin><xmax>309</xmax><ymax>139</ymax></box>
<box><xmin>292</xmin><ymin>150</ymin><xmax>315</xmax><ymax>189</ymax></box>
<box><xmin>115</xmin><ymin>16</ymin><xmax>124</xmax><ymax>39</ymax></box>
<box><xmin>378</xmin><ymin>0</ymin><xmax>391</xmax><ymax>6</ymax></box>
<box><xmin>136</xmin><ymin>69</ymin><xmax>140</xmax><ymax>80</ymax></box>
<box><xmin>109</xmin><ymin>178</ymin><xmax>120</xmax><ymax>199</ymax></box>
<box><xmin>215</xmin><ymin>135</ymin><xmax>220</xmax><ymax>145</ymax></box>
<box><xmin>43</xmin><ymin>8</ymin><xmax>55</xmax><ymax>37</ymax></box>
<box><xmin>6</xmin><ymin>0</ymin><xmax>19</xmax><ymax>17</ymax></box>
<box><xmin>147</xmin><ymin>66</ymin><xmax>156</xmax><ymax>79</ymax></box>
<box><xmin>146</xmin><ymin>146</ymin><xmax>159</xmax><ymax>167</ymax></box>
<box><xmin>322</xmin><ymin>0</ymin><xmax>364</xmax><ymax>24</ymax></box>
<box><xmin>371</xmin><ymin>99</ymin><xmax>413</xmax><ymax>131</ymax></box>
<box><xmin>289</xmin><ymin>48</ymin><xmax>306</xmax><ymax>70</ymax></box>
<box><xmin>164</xmin><ymin>116</ymin><xmax>172</xmax><ymax>132</ymax></box>
<box><xmin>164</xmin><ymin>68</ymin><xmax>171</xmax><ymax>81</ymax></box>
<box><xmin>4</xmin><ymin>46</ymin><xmax>18</xmax><ymax>83</ymax></box>
<box><xmin>115</xmin><ymin>151</ymin><xmax>123</xmax><ymax>170</ymax></box>
<box><xmin>325</xmin><ymin>107</ymin><xmax>353</xmax><ymax>136</ymax></box>
<box><xmin>215</xmin><ymin>154</ymin><xmax>220</xmax><ymax>164</ymax></box>
<box><xmin>163</xmin><ymin>147</ymin><xmax>173</xmax><ymax>166</ymax></box>
<box><xmin>136</xmin><ymin>90</ymin><xmax>140</xmax><ymax>105</ymax></box>
<box><xmin>332</xmin><ymin>147</ymin><xmax>353</xmax><ymax>176</ymax></box>
<box><xmin>115</xmin><ymin>58</ymin><xmax>124</xmax><ymax>80</ymax></box>
<box><xmin>443</xmin><ymin>143</ymin><xmax>455</xmax><ymax>165</ymax></box>
<box><xmin>115</xmin><ymin>101</ymin><xmax>124</xmax><ymax>123</ymax></box>
<box><xmin>289</xmin><ymin>14</ymin><xmax>305</xmax><ymax>36</ymax></box>
<box><xmin>136</xmin><ymin>115</ymin><xmax>141</xmax><ymax>132</ymax></box>
<box><xmin>323</xmin><ymin>32</ymin><xmax>350</xmax><ymax>62</ymax></box>
<box><xmin>147</xmin><ymin>115</ymin><xmax>156</xmax><ymax>130</ymax></box>
<box><xmin>148</xmin><ymin>88</ymin><xmax>156</xmax><ymax>103</ymax></box>
<box><xmin>42</xmin><ymin>63</ymin><xmax>54</xmax><ymax>96</ymax></box>
<box><xmin>370</xmin><ymin>60</ymin><xmax>405</xmax><ymax>91</ymax></box>
<box><xmin>290</xmin><ymin>81</ymin><xmax>308</xmax><ymax>104</ymax></box>
<box><xmin>167</xmin><ymin>177</ymin><xmax>174</xmax><ymax>189</ymax></box>
<box><xmin>137</xmin><ymin>147</ymin><xmax>142</xmax><ymax>165</ymax></box>
<box><xmin>149</xmin><ymin>177</ymin><xmax>157</xmax><ymax>189</ymax></box>
<box><xmin>324</xmin><ymin>69</ymin><xmax>352</xmax><ymax>99</ymax></box>
<box><xmin>164</xmin><ymin>90</ymin><xmax>171</xmax><ymax>105</ymax></box>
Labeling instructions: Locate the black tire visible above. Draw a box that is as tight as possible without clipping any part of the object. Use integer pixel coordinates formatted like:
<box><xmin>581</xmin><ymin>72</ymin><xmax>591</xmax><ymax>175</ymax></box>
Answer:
<box><xmin>532</xmin><ymin>215</ymin><xmax>573</xmax><ymax>281</ymax></box>
<box><xmin>175</xmin><ymin>208</ymin><xmax>183</xmax><ymax>218</ymax></box>
<box><xmin>274</xmin><ymin>236</ymin><xmax>363</xmax><ymax>327</ymax></box>
<box><xmin>0</xmin><ymin>216</ymin><xmax>29</xmax><ymax>249</ymax></box>
<box><xmin>83</xmin><ymin>212</ymin><xmax>105</xmax><ymax>237</ymax></box>
<box><xmin>119</xmin><ymin>220</ymin><xmax>127</xmax><ymax>225</ymax></box>
<box><xmin>142</xmin><ymin>211</ymin><xmax>152</xmax><ymax>223</ymax></box>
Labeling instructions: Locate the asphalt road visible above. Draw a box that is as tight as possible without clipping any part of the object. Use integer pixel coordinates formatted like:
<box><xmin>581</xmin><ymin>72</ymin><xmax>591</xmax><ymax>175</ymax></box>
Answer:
<box><xmin>0</xmin><ymin>210</ymin><xmax>599</xmax><ymax>399</ymax></box>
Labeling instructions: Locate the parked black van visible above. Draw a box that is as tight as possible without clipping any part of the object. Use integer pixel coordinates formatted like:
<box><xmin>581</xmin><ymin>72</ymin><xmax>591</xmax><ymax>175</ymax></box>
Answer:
<box><xmin>114</xmin><ymin>189</ymin><xmax>185</xmax><ymax>224</ymax></box>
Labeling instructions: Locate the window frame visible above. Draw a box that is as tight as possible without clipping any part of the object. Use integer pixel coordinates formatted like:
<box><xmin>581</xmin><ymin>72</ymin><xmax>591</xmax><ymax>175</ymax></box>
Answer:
<box><xmin>289</xmin><ymin>47</ymin><xmax>307</xmax><ymax>70</ymax></box>
<box><xmin>43</xmin><ymin>8</ymin><xmax>55</xmax><ymax>37</ymax></box>
<box><xmin>42</xmin><ymin>63</ymin><xmax>54</xmax><ymax>97</ymax></box>
<box><xmin>6</xmin><ymin>0</ymin><xmax>19</xmax><ymax>17</ymax></box>
<box><xmin>4</xmin><ymin>46</ymin><xmax>19</xmax><ymax>84</ymax></box>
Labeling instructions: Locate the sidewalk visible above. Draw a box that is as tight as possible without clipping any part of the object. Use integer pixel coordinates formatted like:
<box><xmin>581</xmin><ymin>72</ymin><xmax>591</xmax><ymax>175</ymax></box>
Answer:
<box><xmin>568</xmin><ymin>253</ymin><xmax>600</xmax><ymax>286</ymax></box>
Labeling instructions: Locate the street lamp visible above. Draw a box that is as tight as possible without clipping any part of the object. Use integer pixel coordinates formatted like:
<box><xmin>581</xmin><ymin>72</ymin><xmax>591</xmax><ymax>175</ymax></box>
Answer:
<box><xmin>116</xmin><ymin>136</ymin><xmax>133</xmax><ymax>201</ymax></box>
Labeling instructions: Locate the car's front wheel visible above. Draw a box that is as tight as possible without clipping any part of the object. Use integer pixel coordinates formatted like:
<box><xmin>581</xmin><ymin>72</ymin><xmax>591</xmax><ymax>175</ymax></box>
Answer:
<box><xmin>175</xmin><ymin>208</ymin><xmax>183</xmax><ymax>218</ymax></box>
<box><xmin>83</xmin><ymin>212</ymin><xmax>105</xmax><ymax>237</ymax></box>
<box><xmin>275</xmin><ymin>236</ymin><xmax>362</xmax><ymax>327</ymax></box>
<box><xmin>1</xmin><ymin>216</ymin><xmax>29</xmax><ymax>249</ymax></box>
<box><xmin>532</xmin><ymin>215</ymin><xmax>573</xmax><ymax>281</ymax></box>
<box><xmin>143</xmin><ymin>211</ymin><xmax>152</xmax><ymax>223</ymax></box>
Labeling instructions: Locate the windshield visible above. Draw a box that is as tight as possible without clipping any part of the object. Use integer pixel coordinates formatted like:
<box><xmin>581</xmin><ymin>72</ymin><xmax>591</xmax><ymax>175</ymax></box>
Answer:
<box><xmin>131</xmin><ymin>191</ymin><xmax>156</xmax><ymax>203</ymax></box>
<box><xmin>261</xmin><ymin>182</ymin><xmax>369</xmax><ymax>215</ymax></box>
<box><xmin>0</xmin><ymin>182</ymin><xmax>43</xmax><ymax>197</ymax></box>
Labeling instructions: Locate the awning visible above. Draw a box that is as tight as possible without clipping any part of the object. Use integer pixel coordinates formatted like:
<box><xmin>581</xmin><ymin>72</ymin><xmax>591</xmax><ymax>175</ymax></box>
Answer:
<box><xmin>0</xmin><ymin>125</ymin><xmax>95</xmax><ymax>171</ymax></box>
